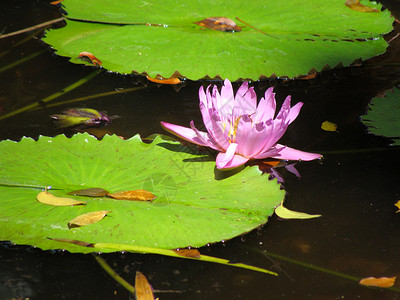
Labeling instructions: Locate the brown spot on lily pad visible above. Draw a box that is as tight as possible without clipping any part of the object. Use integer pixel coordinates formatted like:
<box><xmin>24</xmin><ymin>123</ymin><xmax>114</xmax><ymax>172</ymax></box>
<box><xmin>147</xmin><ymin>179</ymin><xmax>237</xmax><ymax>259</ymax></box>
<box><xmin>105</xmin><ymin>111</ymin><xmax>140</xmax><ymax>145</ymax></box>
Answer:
<box><xmin>195</xmin><ymin>17</ymin><xmax>241</xmax><ymax>32</ymax></box>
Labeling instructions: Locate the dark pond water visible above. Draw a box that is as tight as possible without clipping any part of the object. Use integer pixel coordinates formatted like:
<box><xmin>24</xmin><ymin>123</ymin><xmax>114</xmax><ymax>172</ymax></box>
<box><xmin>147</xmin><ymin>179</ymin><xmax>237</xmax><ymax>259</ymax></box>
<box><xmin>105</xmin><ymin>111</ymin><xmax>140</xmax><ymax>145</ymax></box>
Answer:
<box><xmin>1</xmin><ymin>1</ymin><xmax>400</xmax><ymax>299</ymax></box>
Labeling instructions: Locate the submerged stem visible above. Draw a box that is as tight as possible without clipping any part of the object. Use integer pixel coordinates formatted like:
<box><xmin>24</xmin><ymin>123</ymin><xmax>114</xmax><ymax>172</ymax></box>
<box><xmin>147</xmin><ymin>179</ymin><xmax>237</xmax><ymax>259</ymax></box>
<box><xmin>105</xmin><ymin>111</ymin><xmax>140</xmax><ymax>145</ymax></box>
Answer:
<box><xmin>92</xmin><ymin>254</ymin><xmax>136</xmax><ymax>294</ymax></box>
<box><xmin>253</xmin><ymin>248</ymin><xmax>400</xmax><ymax>293</ymax></box>
<box><xmin>0</xmin><ymin>70</ymin><xmax>100</xmax><ymax>121</ymax></box>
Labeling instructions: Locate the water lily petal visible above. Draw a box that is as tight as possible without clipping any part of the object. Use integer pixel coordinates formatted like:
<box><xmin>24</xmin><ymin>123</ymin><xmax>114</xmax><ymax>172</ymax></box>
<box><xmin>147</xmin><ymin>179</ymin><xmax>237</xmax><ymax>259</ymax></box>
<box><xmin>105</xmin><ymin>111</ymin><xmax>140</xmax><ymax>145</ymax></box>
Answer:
<box><xmin>219</xmin><ymin>79</ymin><xmax>234</xmax><ymax>118</ymax></box>
<box><xmin>252</xmin><ymin>145</ymin><xmax>283</xmax><ymax>159</ymax></box>
<box><xmin>234</xmin><ymin>82</ymin><xmax>256</xmax><ymax>116</ymax></box>
<box><xmin>189</xmin><ymin>120</ymin><xmax>223</xmax><ymax>150</ymax></box>
<box><xmin>216</xmin><ymin>142</ymin><xmax>238</xmax><ymax>168</ymax></box>
<box><xmin>235</xmin><ymin>115</ymin><xmax>253</xmax><ymax>154</ymax></box>
<box><xmin>161</xmin><ymin>121</ymin><xmax>220</xmax><ymax>150</ymax></box>
<box><xmin>254</xmin><ymin>87</ymin><xmax>276</xmax><ymax>123</ymax></box>
<box><xmin>205</xmin><ymin>84</ymin><xmax>214</xmax><ymax>109</ymax></box>
<box><xmin>199</xmin><ymin>99</ymin><xmax>217</xmax><ymax>137</ymax></box>
<box><xmin>199</xmin><ymin>85</ymin><xmax>207</xmax><ymax>107</ymax></box>
<box><xmin>206</xmin><ymin>112</ymin><xmax>230</xmax><ymax>150</ymax></box>
<box><xmin>275</xmin><ymin>95</ymin><xmax>291</xmax><ymax>122</ymax></box>
<box><xmin>254</xmin><ymin>119</ymin><xmax>288</xmax><ymax>155</ymax></box>
<box><xmin>216</xmin><ymin>150</ymin><xmax>249</xmax><ymax>169</ymax></box>
<box><xmin>237</xmin><ymin>119</ymin><xmax>268</xmax><ymax>157</ymax></box>
<box><xmin>287</xmin><ymin>101</ymin><xmax>303</xmax><ymax>124</ymax></box>
<box><xmin>285</xmin><ymin>164</ymin><xmax>301</xmax><ymax>178</ymax></box>
<box><xmin>271</xmin><ymin>144</ymin><xmax>322</xmax><ymax>161</ymax></box>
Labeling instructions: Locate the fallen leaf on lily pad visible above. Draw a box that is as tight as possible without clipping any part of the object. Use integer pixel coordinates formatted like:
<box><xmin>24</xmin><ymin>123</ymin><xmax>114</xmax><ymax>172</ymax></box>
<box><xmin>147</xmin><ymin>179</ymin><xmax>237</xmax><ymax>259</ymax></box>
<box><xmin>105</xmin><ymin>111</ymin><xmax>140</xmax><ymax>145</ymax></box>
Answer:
<box><xmin>359</xmin><ymin>276</ymin><xmax>396</xmax><ymax>288</ymax></box>
<box><xmin>173</xmin><ymin>248</ymin><xmax>201</xmax><ymax>258</ymax></box>
<box><xmin>345</xmin><ymin>0</ymin><xmax>379</xmax><ymax>12</ymax></box>
<box><xmin>108</xmin><ymin>189</ymin><xmax>157</xmax><ymax>201</ymax></box>
<box><xmin>68</xmin><ymin>210</ymin><xmax>111</xmax><ymax>229</ymax></box>
<box><xmin>68</xmin><ymin>188</ymin><xmax>109</xmax><ymax>197</ymax></box>
<box><xmin>395</xmin><ymin>200</ymin><xmax>400</xmax><ymax>212</ymax></box>
<box><xmin>78</xmin><ymin>51</ymin><xmax>102</xmax><ymax>65</ymax></box>
<box><xmin>195</xmin><ymin>17</ymin><xmax>241</xmax><ymax>32</ymax></box>
<box><xmin>321</xmin><ymin>121</ymin><xmax>338</xmax><ymax>132</ymax></box>
<box><xmin>275</xmin><ymin>201</ymin><xmax>322</xmax><ymax>219</ymax></box>
<box><xmin>37</xmin><ymin>191</ymin><xmax>86</xmax><ymax>206</ymax></box>
<box><xmin>135</xmin><ymin>271</ymin><xmax>155</xmax><ymax>300</ymax></box>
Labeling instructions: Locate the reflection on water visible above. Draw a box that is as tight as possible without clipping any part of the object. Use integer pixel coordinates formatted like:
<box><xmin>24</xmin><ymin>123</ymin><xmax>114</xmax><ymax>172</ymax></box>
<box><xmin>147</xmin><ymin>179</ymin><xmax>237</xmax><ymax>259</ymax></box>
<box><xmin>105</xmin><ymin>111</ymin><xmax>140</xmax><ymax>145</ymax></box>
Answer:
<box><xmin>1</xmin><ymin>0</ymin><xmax>400</xmax><ymax>299</ymax></box>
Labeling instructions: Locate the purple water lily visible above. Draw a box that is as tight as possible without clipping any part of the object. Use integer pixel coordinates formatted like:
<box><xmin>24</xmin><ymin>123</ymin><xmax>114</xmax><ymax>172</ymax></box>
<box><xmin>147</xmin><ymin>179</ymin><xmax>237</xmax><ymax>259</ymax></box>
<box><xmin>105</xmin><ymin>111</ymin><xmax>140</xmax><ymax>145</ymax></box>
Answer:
<box><xmin>161</xmin><ymin>79</ymin><xmax>322</xmax><ymax>170</ymax></box>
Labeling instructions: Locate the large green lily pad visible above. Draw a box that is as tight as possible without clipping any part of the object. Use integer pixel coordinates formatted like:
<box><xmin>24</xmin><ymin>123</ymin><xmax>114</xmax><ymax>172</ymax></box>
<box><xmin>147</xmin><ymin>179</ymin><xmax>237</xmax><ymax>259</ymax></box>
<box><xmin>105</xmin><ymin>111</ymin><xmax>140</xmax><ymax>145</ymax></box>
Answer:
<box><xmin>43</xmin><ymin>0</ymin><xmax>393</xmax><ymax>80</ymax></box>
<box><xmin>362</xmin><ymin>88</ymin><xmax>400</xmax><ymax>145</ymax></box>
<box><xmin>0</xmin><ymin>133</ymin><xmax>284</xmax><ymax>253</ymax></box>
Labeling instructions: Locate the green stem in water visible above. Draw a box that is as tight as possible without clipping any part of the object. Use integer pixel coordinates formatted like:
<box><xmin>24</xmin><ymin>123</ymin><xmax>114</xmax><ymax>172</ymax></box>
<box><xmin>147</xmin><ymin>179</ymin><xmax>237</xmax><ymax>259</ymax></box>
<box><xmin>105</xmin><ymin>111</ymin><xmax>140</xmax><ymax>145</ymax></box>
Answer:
<box><xmin>93</xmin><ymin>254</ymin><xmax>135</xmax><ymax>294</ymax></box>
<box><xmin>256</xmin><ymin>248</ymin><xmax>400</xmax><ymax>293</ymax></box>
<box><xmin>0</xmin><ymin>49</ymin><xmax>46</xmax><ymax>73</ymax></box>
<box><xmin>29</xmin><ymin>86</ymin><xmax>146</xmax><ymax>111</ymax></box>
<box><xmin>0</xmin><ymin>70</ymin><xmax>100</xmax><ymax>121</ymax></box>
<box><xmin>94</xmin><ymin>242</ymin><xmax>277</xmax><ymax>276</ymax></box>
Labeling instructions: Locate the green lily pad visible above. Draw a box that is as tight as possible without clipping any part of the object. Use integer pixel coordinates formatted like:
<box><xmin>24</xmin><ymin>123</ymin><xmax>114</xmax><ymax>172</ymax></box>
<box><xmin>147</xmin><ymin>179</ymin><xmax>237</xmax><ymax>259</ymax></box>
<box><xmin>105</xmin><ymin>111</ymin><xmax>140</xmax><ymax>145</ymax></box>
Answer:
<box><xmin>42</xmin><ymin>0</ymin><xmax>393</xmax><ymax>80</ymax></box>
<box><xmin>0</xmin><ymin>133</ymin><xmax>284</xmax><ymax>253</ymax></box>
<box><xmin>362</xmin><ymin>88</ymin><xmax>400</xmax><ymax>145</ymax></box>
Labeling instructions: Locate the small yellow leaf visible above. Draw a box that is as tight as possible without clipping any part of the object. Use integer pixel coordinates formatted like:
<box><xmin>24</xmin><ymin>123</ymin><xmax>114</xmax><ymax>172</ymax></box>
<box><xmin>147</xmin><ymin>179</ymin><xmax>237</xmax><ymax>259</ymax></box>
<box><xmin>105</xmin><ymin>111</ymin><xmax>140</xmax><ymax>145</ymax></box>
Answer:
<box><xmin>275</xmin><ymin>201</ymin><xmax>322</xmax><ymax>219</ymax></box>
<box><xmin>359</xmin><ymin>276</ymin><xmax>396</xmax><ymax>288</ymax></box>
<box><xmin>108</xmin><ymin>189</ymin><xmax>157</xmax><ymax>201</ymax></box>
<box><xmin>37</xmin><ymin>191</ymin><xmax>86</xmax><ymax>206</ymax></box>
<box><xmin>68</xmin><ymin>210</ymin><xmax>111</xmax><ymax>228</ymax></box>
<box><xmin>135</xmin><ymin>271</ymin><xmax>155</xmax><ymax>300</ymax></box>
<box><xmin>173</xmin><ymin>248</ymin><xmax>201</xmax><ymax>258</ymax></box>
<box><xmin>321</xmin><ymin>121</ymin><xmax>338</xmax><ymax>132</ymax></box>
<box><xmin>395</xmin><ymin>200</ymin><xmax>400</xmax><ymax>212</ymax></box>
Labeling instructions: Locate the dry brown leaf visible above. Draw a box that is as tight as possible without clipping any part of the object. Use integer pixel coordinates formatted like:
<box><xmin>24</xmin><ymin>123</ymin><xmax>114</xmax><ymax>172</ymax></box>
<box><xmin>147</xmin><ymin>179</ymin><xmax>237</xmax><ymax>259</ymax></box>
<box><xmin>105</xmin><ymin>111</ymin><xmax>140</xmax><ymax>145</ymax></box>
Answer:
<box><xmin>68</xmin><ymin>188</ymin><xmax>109</xmax><ymax>197</ymax></box>
<box><xmin>68</xmin><ymin>210</ymin><xmax>111</xmax><ymax>229</ymax></box>
<box><xmin>37</xmin><ymin>191</ymin><xmax>86</xmax><ymax>206</ymax></box>
<box><xmin>173</xmin><ymin>248</ymin><xmax>201</xmax><ymax>258</ymax></box>
<box><xmin>135</xmin><ymin>271</ymin><xmax>155</xmax><ymax>300</ymax></box>
<box><xmin>108</xmin><ymin>189</ymin><xmax>157</xmax><ymax>201</ymax></box>
<box><xmin>195</xmin><ymin>17</ymin><xmax>241</xmax><ymax>32</ymax></box>
<box><xmin>345</xmin><ymin>0</ymin><xmax>379</xmax><ymax>12</ymax></box>
<box><xmin>359</xmin><ymin>276</ymin><xmax>396</xmax><ymax>288</ymax></box>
